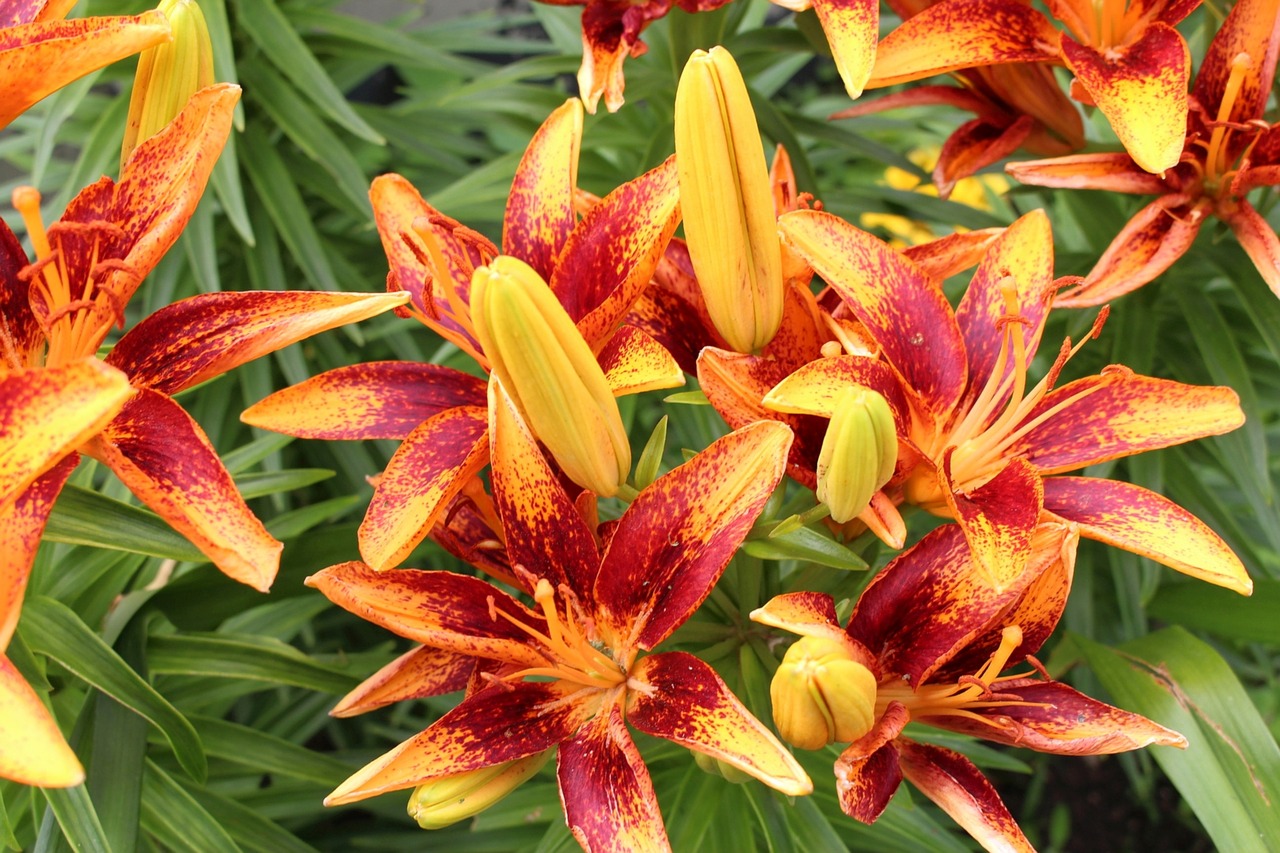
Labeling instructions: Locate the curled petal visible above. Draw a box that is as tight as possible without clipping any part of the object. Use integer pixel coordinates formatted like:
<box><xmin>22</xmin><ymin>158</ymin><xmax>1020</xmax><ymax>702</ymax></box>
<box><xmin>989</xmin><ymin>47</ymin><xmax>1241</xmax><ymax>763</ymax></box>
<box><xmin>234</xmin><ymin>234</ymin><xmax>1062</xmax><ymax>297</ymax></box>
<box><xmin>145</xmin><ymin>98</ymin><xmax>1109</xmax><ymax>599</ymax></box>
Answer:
<box><xmin>241</xmin><ymin>362</ymin><xmax>486</xmax><ymax>441</ymax></box>
<box><xmin>812</xmin><ymin>0</ymin><xmax>879</xmax><ymax>98</ymax></box>
<box><xmin>921</xmin><ymin>678</ymin><xmax>1187</xmax><ymax>754</ymax></box>
<box><xmin>0</xmin><ymin>220</ymin><xmax>40</xmax><ymax>361</ymax></box>
<box><xmin>897</xmin><ymin>739</ymin><xmax>1034</xmax><ymax>853</ymax></box>
<box><xmin>0</xmin><ymin>653</ymin><xmax>83</xmax><ymax>787</ymax></box>
<box><xmin>305</xmin><ymin>562</ymin><xmax>549</xmax><ymax>668</ymax></box>
<box><xmin>326</xmin><ymin>681</ymin><xmax>592</xmax><ymax>805</ymax></box>
<box><xmin>763</xmin><ymin>355</ymin><xmax>911</xmax><ymax>435</ymax></box>
<box><xmin>628</xmin><ymin>652</ymin><xmax>812</xmax><ymax>795</ymax></box>
<box><xmin>504</xmin><ymin>98</ymin><xmax>581</xmax><ymax>280</ymax></box>
<box><xmin>90</xmin><ymin>389</ymin><xmax>279</xmax><ymax>591</ymax></box>
<box><xmin>868</xmin><ymin>0</ymin><xmax>1060</xmax><ymax>88</ymax></box>
<box><xmin>1224</xmin><ymin>199</ymin><xmax>1280</xmax><ymax>299</ymax></box>
<box><xmin>934</xmin><ymin>114</ymin><xmax>1034</xmax><ymax>199</ymax></box>
<box><xmin>0</xmin><ymin>457</ymin><xmax>75</xmax><ymax>649</ymax></box>
<box><xmin>597</xmin><ymin>326</ymin><xmax>685</xmax><ymax>396</ymax></box>
<box><xmin>751</xmin><ymin>591</ymin><xmax>855</xmax><ymax>648</ymax></box>
<box><xmin>1043</xmin><ymin>477</ymin><xmax>1251</xmax><ymax>594</ymax></box>
<box><xmin>1061</xmin><ymin>27</ymin><xmax>1189</xmax><ymax>175</ymax></box>
<box><xmin>331</xmin><ymin>645</ymin><xmax>476</xmax><ymax>718</ymax></box>
<box><xmin>834</xmin><ymin>701</ymin><xmax>909</xmax><ymax>823</ymax></box>
<box><xmin>1006</xmin><ymin>152</ymin><xmax>1170</xmax><ymax>193</ymax></box>
<box><xmin>942</xmin><ymin>455</ymin><xmax>1044</xmax><ymax>593</ymax></box>
<box><xmin>1014</xmin><ymin>370</ymin><xmax>1244</xmax><ymax>473</ymax></box>
<box><xmin>559</xmin><ymin>701</ymin><xmax>669</xmax><ymax>852</ymax></box>
<box><xmin>903</xmin><ymin>228</ymin><xmax>1005</xmax><ymax>281</ymax></box>
<box><xmin>358</xmin><ymin>406</ymin><xmax>488</xmax><ymax>571</ymax></box>
<box><xmin>595</xmin><ymin>421</ymin><xmax>792</xmax><ymax>649</ymax></box>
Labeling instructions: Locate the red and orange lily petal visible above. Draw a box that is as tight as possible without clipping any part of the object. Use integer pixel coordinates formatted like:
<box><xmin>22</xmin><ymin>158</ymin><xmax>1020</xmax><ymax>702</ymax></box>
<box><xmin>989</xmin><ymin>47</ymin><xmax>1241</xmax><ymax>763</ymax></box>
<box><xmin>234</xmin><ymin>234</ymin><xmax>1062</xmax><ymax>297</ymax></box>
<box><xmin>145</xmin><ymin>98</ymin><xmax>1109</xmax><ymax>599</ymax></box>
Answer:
<box><xmin>306</xmin><ymin>390</ymin><xmax>809</xmax><ymax>847</ymax></box>
<box><xmin>763</xmin><ymin>207</ymin><xmax>1250</xmax><ymax>593</ymax></box>
<box><xmin>1007</xmin><ymin>0</ymin><xmax>1280</xmax><ymax>302</ymax></box>
<box><xmin>866</xmin><ymin>0</ymin><xmax>1195</xmax><ymax>174</ymax></box>
<box><xmin>245</xmin><ymin>99</ymin><xmax>684</xmax><ymax>570</ymax></box>
<box><xmin>752</xmin><ymin>522</ymin><xmax>1185</xmax><ymax>852</ymax></box>
<box><xmin>0</xmin><ymin>2</ymin><xmax>171</xmax><ymax>130</ymax></box>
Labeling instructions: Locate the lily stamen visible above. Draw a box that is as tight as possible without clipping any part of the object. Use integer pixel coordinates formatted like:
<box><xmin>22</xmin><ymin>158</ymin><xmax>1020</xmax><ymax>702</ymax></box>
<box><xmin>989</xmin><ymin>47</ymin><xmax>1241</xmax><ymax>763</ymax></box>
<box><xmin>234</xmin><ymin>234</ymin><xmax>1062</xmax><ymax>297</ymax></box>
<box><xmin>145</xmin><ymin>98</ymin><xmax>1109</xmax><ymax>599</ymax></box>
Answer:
<box><xmin>1205</xmin><ymin>52</ymin><xmax>1251</xmax><ymax>185</ymax></box>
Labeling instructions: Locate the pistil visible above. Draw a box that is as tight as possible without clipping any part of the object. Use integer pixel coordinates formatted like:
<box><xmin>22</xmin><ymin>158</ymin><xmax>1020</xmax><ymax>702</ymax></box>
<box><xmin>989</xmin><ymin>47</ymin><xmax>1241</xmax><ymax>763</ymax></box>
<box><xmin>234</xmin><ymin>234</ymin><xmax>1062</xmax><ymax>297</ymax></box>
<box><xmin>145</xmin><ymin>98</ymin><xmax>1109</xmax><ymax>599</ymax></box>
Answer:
<box><xmin>491</xmin><ymin>579</ymin><xmax>626</xmax><ymax>690</ymax></box>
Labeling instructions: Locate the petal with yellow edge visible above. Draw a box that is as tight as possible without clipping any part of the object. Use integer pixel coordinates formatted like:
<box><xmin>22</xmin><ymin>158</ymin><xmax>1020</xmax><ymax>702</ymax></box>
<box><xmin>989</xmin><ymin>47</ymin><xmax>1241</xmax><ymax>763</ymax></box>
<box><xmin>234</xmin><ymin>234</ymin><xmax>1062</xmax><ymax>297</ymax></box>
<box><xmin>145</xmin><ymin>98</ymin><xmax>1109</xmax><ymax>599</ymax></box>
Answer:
<box><xmin>595</xmin><ymin>421</ymin><xmax>792</xmax><ymax>650</ymax></box>
<box><xmin>358</xmin><ymin>406</ymin><xmax>488</xmax><ymax>571</ymax></box>
<box><xmin>751</xmin><ymin>591</ymin><xmax>864</xmax><ymax>654</ymax></box>
<box><xmin>0</xmin><ymin>652</ymin><xmax>83</xmax><ymax>787</ymax></box>
<box><xmin>627</xmin><ymin>651</ymin><xmax>813</xmax><ymax>796</ymax></box>
<box><xmin>941</xmin><ymin>454</ymin><xmax>1044</xmax><ymax>593</ymax></box>
<box><xmin>897</xmin><ymin>739</ymin><xmax>1035</xmax><ymax>853</ymax></box>
<box><xmin>108</xmin><ymin>291</ymin><xmax>410</xmax><ymax>396</ymax></box>
<box><xmin>0</xmin><ymin>12</ymin><xmax>171</xmax><ymax>130</ymax></box>
<box><xmin>0</xmin><ymin>360</ymin><xmax>131</xmax><ymax>505</ymax></box>
<box><xmin>763</xmin><ymin>355</ymin><xmax>912</xmax><ymax>435</ymax></box>
<box><xmin>305</xmin><ymin>563</ymin><xmax>550</xmax><ymax>669</ymax></box>
<box><xmin>1225</xmin><ymin>200</ymin><xmax>1280</xmax><ymax>299</ymax></box>
<box><xmin>778</xmin><ymin>209</ymin><xmax>967</xmax><ymax>419</ymax></box>
<box><xmin>1012</xmin><ymin>370</ymin><xmax>1245</xmax><ymax>473</ymax></box>
<box><xmin>1061</xmin><ymin>26</ymin><xmax>1189</xmax><ymax>175</ymax></box>
<box><xmin>834</xmin><ymin>701</ymin><xmax>908</xmax><ymax>823</ymax></box>
<box><xmin>326</xmin><ymin>680</ymin><xmax>593</xmax><ymax>805</ymax></box>
<box><xmin>811</xmin><ymin>0</ymin><xmax>879</xmax><ymax>99</ymax></box>
<box><xmin>89</xmin><ymin>389</ymin><xmax>281</xmax><ymax>591</ymax></box>
<box><xmin>1043</xmin><ymin>477</ymin><xmax>1252</xmax><ymax>594</ymax></box>
<box><xmin>241</xmin><ymin>362</ymin><xmax>486</xmax><ymax>441</ymax></box>
<box><xmin>558</xmin><ymin>703</ymin><xmax>669</xmax><ymax>853</ymax></box>
<box><xmin>867</xmin><ymin>0</ymin><xmax>1059</xmax><ymax>88</ymax></box>
<box><xmin>553</xmin><ymin>155</ymin><xmax>680</xmax><ymax>337</ymax></box>
<box><xmin>920</xmin><ymin>678</ymin><xmax>1187</xmax><ymax>755</ymax></box>
<box><xmin>504</xmin><ymin>99</ymin><xmax>581</xmax><ymax>282</ymax></box>
<box><xmin>0</xmin><ymin>457</ymin><xmax>76</xmax><ymax>649</ymax></box>
<box><xmin>489</xmin><ymin>377</ymin><xmax>599</xmax><ymax>595</ymax></box>
<box><xmin>1005</xmin><ymin>152</ymin><xmax>1169</xmax><ymax>193</ymax></box>
<box><xmin>847</xmin><ymin>525</ymin><xmax>1031</xmax><ymax>685</ymax></box>
<box><xmin>597</xmin><ymin>326</ymin><xmax>684</xmax><ymax>396</ymax></box>
<box><xmin>933</xmin><ymin>114</ymin><xmax>1033</xmax><ymax>199</ymax></box>
<box><xmin>331</xmin><ymin>645</ymin><xmax>476</xmax><ymax>718</ymax></box>
<box><xmin>902</xmin><ymin>228</ymin><xmax>1005</xmax><ymax>282</ymax></box>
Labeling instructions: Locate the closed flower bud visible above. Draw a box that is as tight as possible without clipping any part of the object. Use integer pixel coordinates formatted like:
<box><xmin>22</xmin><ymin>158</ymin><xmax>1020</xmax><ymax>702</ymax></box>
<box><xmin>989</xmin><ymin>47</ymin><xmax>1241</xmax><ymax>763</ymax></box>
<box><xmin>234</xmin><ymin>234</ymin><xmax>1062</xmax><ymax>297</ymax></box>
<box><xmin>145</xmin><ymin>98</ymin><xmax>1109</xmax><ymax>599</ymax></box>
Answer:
<box><xmin>771</xmin><ymin>636</ymin><xmax>877</xmax><ymax>750</ymax></box>
<box><xmin>693</xmin><ymin>749</ymin><xmax>753</xmax><ymax>784</ymax></box>
<box><xmin>674</xmin><ymin>46</ymin><xmax>784</xmax><ymax>354</ymax></box>
<box><xmin>816</xmin><ymin>387</ymin><xmax>898</xmax><ymax>523</ymax></box>
<box><xmin>122</xmin><ymin>0</ymin><xmax>214</xmax><ymax>164</ymax></box>
<box><xmin>470</xmin><ymin>255</ymin><xmax>631</xmax><ymax>496</ymax></box>
<box><xmin>408</xmin><ymin>750</ymin><xmax>552</xmax><ymax>829</ymax></box>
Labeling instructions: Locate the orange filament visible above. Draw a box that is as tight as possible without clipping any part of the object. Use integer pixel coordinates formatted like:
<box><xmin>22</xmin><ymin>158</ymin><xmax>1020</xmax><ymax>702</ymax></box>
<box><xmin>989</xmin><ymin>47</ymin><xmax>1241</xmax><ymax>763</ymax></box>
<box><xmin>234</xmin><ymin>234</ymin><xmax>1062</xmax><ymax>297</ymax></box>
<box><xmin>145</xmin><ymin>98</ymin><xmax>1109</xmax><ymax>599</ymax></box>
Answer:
<box><xmin>491</xmin><ymin>579</ymin><xmax>627</xmax><ymax>690</ymax></box>
<box><xmin>1205</xmin><ymin>53</ymin><xmax>1252</xmax><ymax>186</ymax></box>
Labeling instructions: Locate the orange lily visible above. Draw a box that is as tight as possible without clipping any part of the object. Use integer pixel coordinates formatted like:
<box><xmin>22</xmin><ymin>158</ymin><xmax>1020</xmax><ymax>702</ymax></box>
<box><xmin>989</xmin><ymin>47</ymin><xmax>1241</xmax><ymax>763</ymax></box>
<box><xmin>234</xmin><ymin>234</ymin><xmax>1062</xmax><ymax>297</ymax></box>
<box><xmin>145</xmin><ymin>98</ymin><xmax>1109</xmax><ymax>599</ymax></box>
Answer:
<box><xmin>1</xmin><ymin>0</ymin><xmax>171</xmax><ymax>130</ymax></box>
<box><xmin>866</xmin><ymin>0</ymin><xmax>1197</xmax><ymax>174</ymax></box>
<box><xmin>307</xmin><ymin>389</ymin><xmax>809</xmax><ymax>849</ymax></box>
<box><xmin>753</xmin><ymin>521</ymin><xmax>1185</xmax><ymax>852</ymax></box>
<box><xmin>703</xmin><ymin>208</ymin><xmax>1251</xmax><ymax>594</ymax></box>
<box><xmin>1007</xmin><ymin>0</ymin><xmax>1280</xmax><ymax>303</ymax></box>
<box><xmin>243</xmin><ymin>98</ymin><xmax>684</xmax><ymax>570</ymax></box>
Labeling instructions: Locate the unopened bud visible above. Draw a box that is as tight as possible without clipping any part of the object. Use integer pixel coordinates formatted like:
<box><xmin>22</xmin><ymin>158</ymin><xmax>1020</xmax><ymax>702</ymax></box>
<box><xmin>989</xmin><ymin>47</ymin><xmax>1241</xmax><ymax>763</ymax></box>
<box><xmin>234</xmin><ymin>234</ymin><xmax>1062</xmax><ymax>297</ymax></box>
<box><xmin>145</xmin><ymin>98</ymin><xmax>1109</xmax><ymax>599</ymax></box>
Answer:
<box><xmin>675</xmin><ymin>46</ymin><xmax>784</xmax><ymax>354</ymax></box>
<box><xmin>408</xmin><ymin>750</ymin><xmax>552</xmax><ymax>829</ymax></box>
<box><xmin>121</xmin><ymin>0</ymin><xmax>214</xmax><ymax>165</ymax></box>
<box><xmin>470</xmin><ymin>255</ymin><xmax>631</xmax><ymax>496</ymax></box>
<box><xmin>693</xmin><ymin>749</ymin><xmax>753</xmax><ymax>784</ymax></box>
<box><xmin>816</xmin><ymin>387</ymin><xmax>897</xmax><ymax>523</ymax></box>
<box><xmin>771</xmin><ymin>636</ymin><xmax>877</xmax><ymax>750</ymax></box>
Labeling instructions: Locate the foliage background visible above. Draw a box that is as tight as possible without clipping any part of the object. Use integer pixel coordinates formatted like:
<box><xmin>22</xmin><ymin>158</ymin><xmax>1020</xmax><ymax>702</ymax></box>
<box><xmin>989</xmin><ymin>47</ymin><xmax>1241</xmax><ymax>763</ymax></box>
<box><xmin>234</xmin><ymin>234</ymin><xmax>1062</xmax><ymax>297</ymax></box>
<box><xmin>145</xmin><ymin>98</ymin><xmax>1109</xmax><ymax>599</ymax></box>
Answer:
<box><xmin>2</xmin><ymin>0</ymin><xmax>1278</xmax><ymax>850</ymax></box>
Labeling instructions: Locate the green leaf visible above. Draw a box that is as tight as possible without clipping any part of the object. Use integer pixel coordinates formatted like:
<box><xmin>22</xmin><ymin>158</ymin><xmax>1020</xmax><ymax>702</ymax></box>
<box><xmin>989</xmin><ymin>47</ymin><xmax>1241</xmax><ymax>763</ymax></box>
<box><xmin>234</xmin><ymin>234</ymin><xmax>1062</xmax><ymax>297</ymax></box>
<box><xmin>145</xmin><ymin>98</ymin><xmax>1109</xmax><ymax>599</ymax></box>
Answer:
<box><xmin>38</xmin><ymin>786</ymin><xmax>109</xmax><ymax>853</ymax></box>
<box><xmin>42</xmin><ymin>486</ymin><xmax>204</xmax><ymax>562</ymax></box>
<box><xmin>742</xmin><ymin>525</ymin><xmax>868</xmax><ymax>571</ymax></box>
<box><xmin>21</xmin><ymin>598</ymin><xmax>207</xmax><ymax>783</ymax></box>
<box><xmin>235</xmin><ymin>468</ymin><xmax>334</xmax><ymax>500</ymax></box>
<box><xmin>139</xmin><ymin>762</ymin><xmax>237</xmax><ymax>853</ymax></box>
<box><xmin>231</xmin><ymin>0</ymin><xmax>384</xmax><ymax>144</ymax></box>
<box><xmin>1148</xmin><ymin>580</ymin><xmax>1280</xmax><ymax>644</ymax></box>
<box><xmin>146</xmin><ymin>634</ymin><xmax>360</xmax><ymax>694</ymax></box>
<box><xmin>1076</xmin><ymin>628</ymin><xmax>1280</xmax><ymax>851</ymax></box>
<box><xmin>184</xmin><ymin>716</ymin><xmax>352</xmax><ymax>786</ymax></box>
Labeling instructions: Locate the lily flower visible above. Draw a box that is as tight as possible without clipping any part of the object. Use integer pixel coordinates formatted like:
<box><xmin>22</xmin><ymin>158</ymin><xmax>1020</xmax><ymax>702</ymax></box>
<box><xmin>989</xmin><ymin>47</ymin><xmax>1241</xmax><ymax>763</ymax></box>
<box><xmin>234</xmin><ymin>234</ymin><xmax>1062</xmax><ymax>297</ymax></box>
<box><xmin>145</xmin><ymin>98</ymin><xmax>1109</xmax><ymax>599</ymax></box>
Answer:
<box><xmin>708</xmin><ymin>208</ymin><xmax>1249</xmax><ymax>594</ymax></box>
<box><xmin>1</xmin><ymin>0</ymin><xmax>172</xmax><ymax>130</ymax></box>
<box><xmin>753</xmin><ymin>521</ymin><xmax>1186</xmax><ymax>853</ymax></box>
<box><xmin>243</xmin><ymin>98</ymin><xmax>685</xmax><ymax>570</ymax></box>
<box><xmin>866</xmin><ymin>0</ymin><xmax>1198</xmax><ymax>174</ymax></box>
<box><xmin>1007</xmin><ymin>0</ymin><xmax>1280</xmax><ymax>303</ymax></box>
<box><xmin>307</xmin><ymin>388</ymin><xmax>810</xmax><ymax>849</ymax></box>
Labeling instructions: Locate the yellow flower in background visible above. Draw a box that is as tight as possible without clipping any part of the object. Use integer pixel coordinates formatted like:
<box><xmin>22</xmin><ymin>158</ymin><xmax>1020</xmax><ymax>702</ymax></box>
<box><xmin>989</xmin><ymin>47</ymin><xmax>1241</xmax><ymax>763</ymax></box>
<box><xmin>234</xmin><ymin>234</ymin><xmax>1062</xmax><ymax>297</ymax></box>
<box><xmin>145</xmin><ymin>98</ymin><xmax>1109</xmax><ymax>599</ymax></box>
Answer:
<box><xmin>860</xmin><ymin>147</ymin><xmax>1009</xmax><ymax>247</ymax></box>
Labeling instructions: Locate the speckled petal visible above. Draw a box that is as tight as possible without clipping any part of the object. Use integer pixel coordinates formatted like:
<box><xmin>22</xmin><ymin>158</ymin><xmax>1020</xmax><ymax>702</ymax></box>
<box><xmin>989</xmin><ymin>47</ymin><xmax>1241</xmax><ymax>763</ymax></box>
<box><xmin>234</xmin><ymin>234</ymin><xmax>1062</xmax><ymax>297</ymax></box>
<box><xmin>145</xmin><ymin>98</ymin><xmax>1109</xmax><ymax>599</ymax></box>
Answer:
<box><xmin>597</xmin><ymin>326</ymin><xmax>685</xmax><ymax>396</ymax></box>
<box><xmin>0</xmin><ymin>456</ymin><xmax>75</xmax><ymax>649</ymax></box>
<box><xmin>0</xmin><ymin>652</ymin><xmax>83</xmax><ymax>787</ymax></box>
<box><xmin>504</xmin><ymin>99</ymin><xmax>582</xmax><ymax>281</ymax></box>
<box><xmin>331</xmin><ymin>645</ymin><xmax>476</xmax><ymax>718</ymax></box>
<box><xmin>833</xmin><ymin>701</ymin><xmax>908</xmax><ymax>823</ymax></box>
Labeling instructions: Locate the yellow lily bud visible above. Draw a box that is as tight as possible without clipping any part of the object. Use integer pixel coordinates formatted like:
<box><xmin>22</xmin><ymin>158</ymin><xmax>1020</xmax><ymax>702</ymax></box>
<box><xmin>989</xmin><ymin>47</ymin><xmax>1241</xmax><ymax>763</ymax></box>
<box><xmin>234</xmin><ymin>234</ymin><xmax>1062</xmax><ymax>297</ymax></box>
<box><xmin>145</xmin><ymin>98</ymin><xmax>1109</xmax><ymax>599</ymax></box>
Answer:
<box><xmin>408</xmin><ymin>750</ymin><xmax>552</xmax><ymax>829</ymax></box>
<box><xmin>121</xmin><ymin>0</ymin><xmax>214</xmax><ymax>165</ymax></box>
<box><xmin>693</xmin><ymin>749</ymin><xmax>753</xmax><ymax>784</ymax></box>
<box><xmin>816</xmin><ymin>387</ymin><xmax>898</xmax><ymax>524</ymax></box>
<box><xmin>771</xmin><ymin>636</ymin><xmax>877</xmax><ymax>750</ymax></box>
<box><xmin>470</xmin><ymin>255</ymin><xmax>631</xmax><ymax>496</ymax></box>
<box><xmin>674</xmin><ymin>46</ymin><xmax>784</xmax><ymax>354</ymax></box>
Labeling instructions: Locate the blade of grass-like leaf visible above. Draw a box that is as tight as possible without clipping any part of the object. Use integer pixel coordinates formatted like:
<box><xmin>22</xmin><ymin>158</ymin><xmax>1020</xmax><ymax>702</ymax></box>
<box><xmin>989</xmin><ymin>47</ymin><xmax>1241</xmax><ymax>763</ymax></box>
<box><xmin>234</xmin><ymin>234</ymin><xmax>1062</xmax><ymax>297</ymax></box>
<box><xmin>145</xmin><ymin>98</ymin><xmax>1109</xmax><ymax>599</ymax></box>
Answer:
<box><xmin>201</xmin><ymin>0</ymin><xmax>243</xmax><ymax>129</ymax></box>
<box><xmin>1076</xmin><ymin>628</ymin><xmax>1280</xmax><ymax>851</ymax></box>
<box><xmin>174</xmin><ymin>783</ymin><xmax>317</xmax><ymax>853</ymax></box>
<box><xmin>33</xmin><ymin>73</ymin><xmax>100</xmax><ymax>189</ymax></box>
<box><xmin>145</xmin><ymin>634</ymin><xmax>359</xmax><ymax>693</ymax></box>
<box><xmin>1148</xmin><ymin>580</ymin><xmax>1280</xmax><ymax>643</ymax></box>
<box><xmin>235</xmin><ymin>469</ymin><xmax>334</xmax><ymax>500</ymax></box>
<box><xmin>21</xmin><ymin>598</ymin><xmax>207</xmax><ymax>783</ymax></box>
<box><xmin>210</xmin><ymin>132</ymin><xmax>254</xmax><ymax>246</ymax></box>
<box><xmin>230</xmin><ymin>0</ymin><xmax>383</xmax><ymax>144</ymax></box>
<box><xmin>742</xmin><ymin>526</ymin><xmax>868</xmax><ymax>571</ymax></box>
<box><xmin>37</xmin><ymin>787</ymin><xmax>108</xmax><ymax>853</ymax></box>
<box><xmin>42</xmin><ymin>486</ymin><xmax>204</xmax><ymax>562</ymax></box>
<box><xmin>180</xmin><ymin>199</ymin><xmax>219</xmax><ymax>294</ymax></box>
<box><xmin>87</xmin><ymin>620</ymin><xmax>149</xmax><ymax>853</ymax></box>
<box><xmin>266</xmin><ymin>495</ymin><xmax>362</xmax><ymax>541</ymax></box>
<box><xmin>139</xmin><ymin>761</ymin><xmax>237</xmax><ymax>853</ymax></box>
<box><xmin>0</xmin><ymin>792</ymin><xmax>16</xmax><ymax>851</ymax></box>
<box><xmin>220</xmin><ymin>433</ymin><xmax>295</xmax><ymax>474</ymax></box>
<box><xmin>240</xmin><ymin>127</ymin><xmax>341</xmax><ymax>291</ymax></box>
<box><xmin>59</xmin><ymin>95</ymin><xmax>129</xmax><ymax>205</ymax></box>
<box><xmin>183</xmin><ymin>716</ymin><xmax>351</xmax><ymax>786</ymax></box>
<box><xmin>292</xmin><ymin>8</ymin><xmax>489</xmax><ymax>75</ymax></box>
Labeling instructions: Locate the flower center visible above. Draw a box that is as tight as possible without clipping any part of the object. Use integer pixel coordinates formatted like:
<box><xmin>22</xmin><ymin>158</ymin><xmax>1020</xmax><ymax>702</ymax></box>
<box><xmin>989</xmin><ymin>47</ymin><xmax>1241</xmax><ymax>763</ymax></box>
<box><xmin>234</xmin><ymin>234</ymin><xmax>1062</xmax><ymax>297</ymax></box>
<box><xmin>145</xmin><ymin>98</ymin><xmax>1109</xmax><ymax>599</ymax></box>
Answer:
<box><xmin>12</xmin><ymin>187</ymin><xmax>130</xmax><ymax>369</ymax></box>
